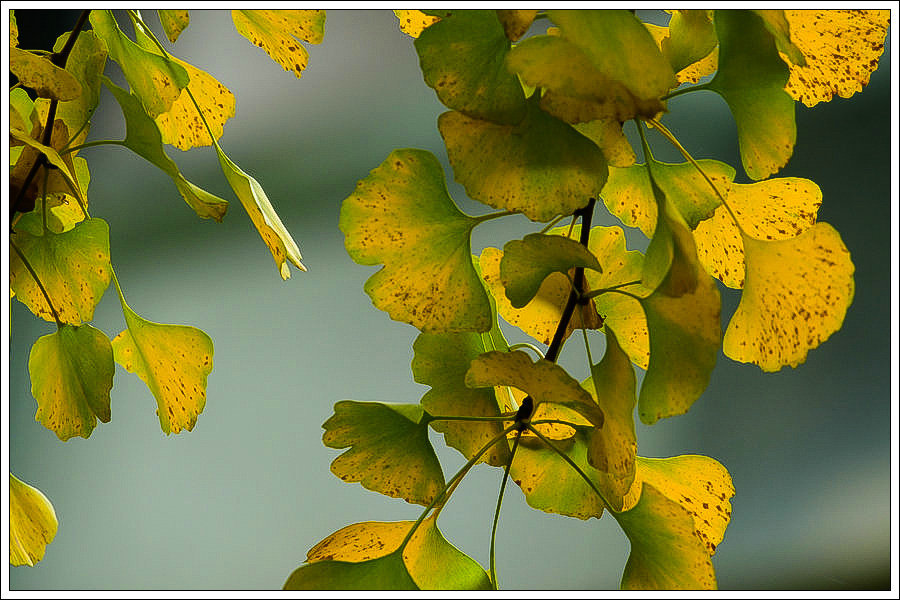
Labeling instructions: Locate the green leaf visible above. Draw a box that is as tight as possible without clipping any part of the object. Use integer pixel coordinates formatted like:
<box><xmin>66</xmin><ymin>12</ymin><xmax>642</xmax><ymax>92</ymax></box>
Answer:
<box><xmin>340</xmin><ymin>149</ymin><xmax>491</xmax><ymax>333</ymax></box>
<box><xmin>322</xmin><ymin>401</ymin><xmax>445</xmax><ymax>506</ymax></box>
<box><xmin>28</xmin><ymin>324</ymin><xmax>114</xmax><ymax>441</ymax></box>
<box><xmin>663</xmin><ymin>10</ymin><xmax>718</xmax><ymax>73</ymax></box>
<box><xmin>496</xmin><ymin>9</ymin><xmax>537</xmax><ymax>42</ymax></box>
<box><xmin>753</xmin><ymin>10</ymin><xmax>806</xmax><ymax>66</ymax></box>
<box><xmin>9</xmin><ymin>474</ymin><xmax>58</xmax><ymax>567</ymax></box>
<box><xmin>415</xmin><ymin>9</ymin><xmax>527</xmax><ymax>124</ymax></box>
<box><xmin>50</xmin><ymin>30</ymin><xmax>107</xmax><ymax>135</ymax></box>
<box><xmin>9</xmin><ymin>47</ymin><xmax>82</xmax><ymax>101</ymax></box>
<box><xmin>9</xmin><ymin>88</ymin><xmax>38</xmax><ymax>134</ymax></box>
<box><xmin>103</xmin><ymin>78</ymin><xmax>229</xmax><ymax>222</ymax></box>
<box><xmin>158</xmin><ymin>9</ymin><xmax>190</xmax><ymax>43</ymax></box>
<box><xmin>438</xmin><ymin>101</ymin><xmax>608</xmax><ymax>222</ymax></box>
<box><xmin>231</xmin><ymin>9</ymin><xmax>325</xmax><ymax>79</ymax></box>
<box><xmin>111</xmin><ymin>300</ymin><xmax>214</xmax><ymax>435</ymax></box>
<box><xmin>707</xmin><ymin>10</ymin><xmax>796</xmax><ymax>180</ymax></box>
<box><xmin>10</xmin><ymin>218</ymin><xmax>111</xmax><ymax>325</ymax></box>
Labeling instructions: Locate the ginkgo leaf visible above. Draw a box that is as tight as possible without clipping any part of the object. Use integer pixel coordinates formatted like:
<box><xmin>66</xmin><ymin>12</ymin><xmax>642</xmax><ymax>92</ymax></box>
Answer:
<box><xmin>693</xmin><ymin>177</ymin><xmax>822</xmax><ymax>288</ymax></box>
<box><xmin>9</xmin><ymin>474</ymin><xmax>58</xmax><ymax>567</ymax></box>
<box><xmin>10</xmin><ymin>218</ymin><xmax>111</xmax><ymax>325</ymax></box>
<box><xmin>573</xmin><ymin>118</ymin><xmax>636</xmax><ymax>167</ymax></box>
<box><xmin>496</xmin><ymin>9</ymin><xmax>537</xmax><ymax>42</ymax></box>
<box><xmin>284</xmin><ymin>516</ymin><xmax>491</xmax><ymax>590</ymax></box>
<box><xmin>707</xmin><ymin>10</ymin><xmax>796</xmax><ymax>181</ymax></box>
<box><xmin>111</xmin><ymin>301</ymin><xmax>214</xmax><ymax>435</ymax></box>
<box><xmin>28</xmin><ymin>324</ymin><xmax>114</xmax><ymax>440</ymax></box>
<box><xmin>10</xmin><ymin>10</ymin><xmax>18</xmax><ymax>46</ymax></box>
<box><xmin>90</xmin><ymin>10</ymin><xmax>189</xmax><ymax>118</ymax></box>
<box><xmin>9</xmin><ymin>127</ymin><xmax>84</xmax><ymax>206</ymax></box>
<box><xmin>340</xmin><ymin>149</ymin><xmax>491</xmax><ymax>333</ymax></box>
<box><xmin>10</xmin><ymin>88</ymin><xmax>38</xmax><ymax>134</ymax></box>
<box><xmin>49</xmin><ymin>30</ymin><xmax>107</xmax><ymax>134</ymax></box>
<box><xmin>642</xmin><ymin>22</ymin><xmax>718</xmax><ymax>86</ymax></box>
<box><xmin>103</xmin><ymin>78</ymin><xmax>229</xmax><ymax>222</ymax></box>
<box><xmin>393</xmin><ymin>10</ymin><xmax>440</xmax><ymax>38</ymax></box>
<box><xmin>10</xmin><ymin>46</ymin><xmax>82</xmax><ymax>101</ymax></box>
<box><xmin>214</xmin><ymin>143</ymin><xmax>305</xmax><ymax>278</ymax></box>
<box><xmin>782</xmin><ymin>9</ymin><xmax>890</xmax><ymax>107</ymax></box>
<box><xmin>231</xmin><ymin>9</ymin><xmax>325</xmax><ymax>79</ymax></box>
<box><xmin>500</xmin><ymin>233</ymin><xmax>603</xmax><ymax>308</ymax></box>
<box><xmin>438</xmin><ymin>101</ymin><xmax>608</xmax><ymax>222</ymax></box>
<box><xmin>415</xmin><ymin>9</ymin><xmax>527</xmax><ymax>125</ymax></box>
<box><xmin>723</xmin><ymin>222</ymin><xmax>854</xmax><ymax>371</ymax></box>
<box><xmin>662</xmin><ymin>10</ymin><xmax>718</xmax><ymax>74</ymax></box>
<box><xmin>753</xmin><ymin>10</ymin><xmax>806</xmax><ymax>67</ymax></box>
<box><xmin>322</xmin><ymin>401</ymin><xmax>445</xmax><ymax>506</ymax></box>
<box><xmin>158</xmin><ymin>9</ymin><xmax>190</xmax><ymax>43</ymax></box>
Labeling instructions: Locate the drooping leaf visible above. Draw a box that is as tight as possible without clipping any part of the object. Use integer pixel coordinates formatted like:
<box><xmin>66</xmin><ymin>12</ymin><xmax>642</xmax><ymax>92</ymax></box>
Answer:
<box><xmin>28</xmin><ymin>324</ymin><xmax>114</xmax><ymax>440</ymax></box>
<box><xmin>9</xmin><ymin>127</ymin><xmax>85</xmax><ymax>207</ymax></box>
<box><xmin>782</xmin><ymin>9</ymin><xmax>890</xmax><ymax>107</ymax></box>
<box><xmin>415</xmin><ymin>9</ymin><xmax>527</xmax><ymax>124</ymax></box>
<box><xmin>723</xmin><ymin>222</ymin><xmax>854</xmax><ymax>371</ymax></box>
<box><xmin>340</xmin><ymin>148</ymin><xmax>491</xmax><ymax>333</ymax></box>
<box><xmin>642</xmin><ymin>21</ymin><xmax>718</xmax><ymax>86</ymax></box>
<box><xmin>707</xmin><ymin>10</ymin><xmax>796</xmax><ymax>180</ymax></box>
<box><xmin>284</xmin><ymin>516</ymin><xmax>491</xmax><ymax>590</ymax></box>
<box><xmin>158</xmin><ymin>9</ymin><xmax>190</xmax><ymax>43</ymax></box>
<box><xmin>438</xmin><ymin>100</ymin><xmax>608</xmax><ymax>222</ymax></box>
<box><xmin>103</xmin><ymin>78</ymin><xmax>229</xmax><ymax>222</ymax></box>
<box><xmin>753</xmin><ymin>10</ymin><xmax>806</xmax><ymax>67</ymax></box>
<box><xmin>111</xmin><ymin>300</ymin><xmax>214</xmax><ymax>435</ymax></box>
<box><xmin>322</xmin><ymin>401</ymin><xmax>445</xmax><ymax>506</ymax></box>
<box><xmin>393</xmin><ymin>10</ymin><xmax>440</xmax><ymax>38</ymax></box>
<box><xmin>662</xmin><ymin>10</ymin><xmax>718</xmax><ymax>74</ymax></box>
<box><xmin>10</xmin><ymin>88</ymin><xmax>38</xmax><ymax>134</ymax></box>
<box><xmin>231</xmin><ymin>9</ymin><xmax>325</xmax><ymax>79</ymax></box>
<box><xmin>9</xmin><ymin>474</ymin><xmax>58</xmax><ymax>567</ymax></box>
<box><xmin>496</xmin><ymin>9</ymin><xmax>538</xmax><ymax>41</ymax></box>
<box><xmin>10</xmin><ymin>218</ymin><xmax>111</xmax><ymax>325</ymax></box>
<box><xmin>9</xmin><ymin>47</ymin><xmax>82</xmax><ymax>101</ymax></box>
<box><xmin>49</xmin><ymin>30</ymin><xmax>107</xmax><ymax>134</ymax></box>
<box><xmin>572</xmin><ymin>118</ymin><xmax>636</xmax><ymax>167</ymax></box>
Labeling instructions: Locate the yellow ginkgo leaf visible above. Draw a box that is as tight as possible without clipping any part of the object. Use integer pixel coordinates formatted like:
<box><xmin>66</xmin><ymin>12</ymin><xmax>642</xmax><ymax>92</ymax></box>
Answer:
<box><xmin>393</xmin><ymin>10</ymin><xmax>440</xmax><ymax>38</ymax></box>
<box><xmin>231</xmin><ymin>9</ymin><xmax>325</xmax><ymax>79</ymax></box>
<box><xmin>9</xmin><ymin>474</ymin><xmax>58</xmax><ymax>567</ymax></box>
<box><xmin>10</xmin><ymin>47</ymin><xmax>82</xmax><ymax>101</ymax></box>
<box><xmin>572</xmin><ymin>118</ymin><xmax>636</xmax><ymax>167</ymax></box>
<box><xmin>783</xmin><ymin>9</ymin><xmax>890</xmax><ymax>107</ymax></box>
<box><xmin>158</xmin><ymin>9</ymin><xmax>190</xmax><ymax>43</ymax></box>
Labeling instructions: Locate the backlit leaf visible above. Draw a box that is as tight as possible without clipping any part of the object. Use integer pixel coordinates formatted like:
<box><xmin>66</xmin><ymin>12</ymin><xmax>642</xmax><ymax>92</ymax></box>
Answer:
<box><xmin>10</xmin><ymin>10</ymin><xmax>18</xmax><ymax>46</ymax></box>
<box><xmin>158</xmin><ymin>9</ymin><xmax>190</xmax><ymax>43</ymax></box>
<box><xmin>322</xmin><ymin>401</ymin><xmax>444</xmax><ymax>505</ymax></box>
<box><xmin>723</xmin><ymin>222</ymin><xmax>854</xmax><ymax>371</ymax></box>
<box><xmin>9</xmin><ymin>47</ymin><xmax>82</xmax><ymax>101</ymax></box>
<box><xmin>9</xmin><ymin>474</ymin><xmax>58</xmax><ymax>567</ymax></box>
<box><xmin>415</xmin><ymin>9</ymin><xmax>527</xmax><ymax>124</ymax></box>
<box><xmin>707</xmin><ymin>10</ymin><xmax>796</xmax><ymax>180</ymax></box>
<box><xmin>496</xmin><ymin>9</ymin><xmax>537</xmax><ymax>41</ymax></box>
<box><xmin>10</xmin><ymin>218</ymin><xmax>111</xmax><ymax>325</ymax></box>
<box><xmin>662</xmin><ymin>10</ymin><xmax>718</xmax><ymax>74</ymax></box>
<box><xmin>572</xmin><ymin>118</ymin><xmax>636</xmax><ymax>167</ymax></box>
<box><xmin>49</xmin><ymin>30</ymin><xmax>107</xmax><ymax>134</ymax></box>
<box><xmin>438</xmin><ymin>101</ymin><xmax>608</xmax><ymax>222</ymax></box>
<box><xmin>231</xmin><ymin>9</ymin><xmax>325</xmax><ymax>79</ymax></box>
<box><xmin>9</xmin><ymin>127</ymin><xmax>84</xmax><ymax>207</ymax></box>
<box><xmin>340</xmin><ymin>148</ymin><xmax>490</xmax><ymax>333</ymax></box>
<box><xmin>753</xmin><ymin>10</ymin><xmax>806</xmax><ymax>66</ymax></box>
<box><xmin>111</xmin><ymin>301</ymin><xmax>214</xmax><ymax>434</ymax></box>
<box><xmin>28</xmin><ymin>324</ymin><xmax>114</xmax><ymax>440</ymax></box>
<box><xmin>393</xmin><ymin>10</ymin><xmax>440</xmax><ymax>38</ymax></box>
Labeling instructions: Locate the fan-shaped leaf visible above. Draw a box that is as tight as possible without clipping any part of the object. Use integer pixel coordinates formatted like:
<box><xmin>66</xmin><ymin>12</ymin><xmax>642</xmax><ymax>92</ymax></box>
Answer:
<box><xmin>158</xmin><ymin>10</ymin><xmax>190</xmax><ymax>43</ymax></box>
<box><xmin>393</xmin><ymin>10</ymin><xmax>440</xmax><ymax>38</ymax></box>
<box><xmin>9</xmin><ymin>474</ymin><xmax>58</xmax><ymax>567</ymax></box>
<box><xmin>572</xmin><ymin>118</ymin><xmax>636</xmax><ymax>167</ymax></box>
<box><xmin>49</xmin><ymin>30</ymin><xmax>107</xmax><ymax>134</ymax></box>
<box><xmin>10</xmin><ymin>47</ymin><xmax>82</xmax><ymax>101</ymax></box>
<box><xmin>231</xmin><ymin>9</ymin><xmax>325</xmax><ymax>79</ymax></box>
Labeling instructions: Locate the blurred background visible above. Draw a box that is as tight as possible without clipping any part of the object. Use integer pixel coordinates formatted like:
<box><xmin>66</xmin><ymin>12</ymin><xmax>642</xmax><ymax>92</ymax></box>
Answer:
<box><xmin>7</xmin><ymin>9</ymin><xmax>894</xmax><ymax>591</ymax></box>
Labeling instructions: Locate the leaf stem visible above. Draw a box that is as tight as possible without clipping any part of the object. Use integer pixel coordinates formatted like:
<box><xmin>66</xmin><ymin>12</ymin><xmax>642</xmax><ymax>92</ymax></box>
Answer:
<box><xmin>581</xmin><ymin>279</ymin><xmax>644</xmax><ymax>300</ymax></box>
<box><xmin>538</xmin><ymin>214</ymin><xmax>565</xmax><ymax>234</ymax></box>
<box><xmin>489</xmin><ymin>428</ymin><xmax>523</xmax><ymax>590</ymax></box>
<box><xmin>508</xmin><ymin>342</ymin><xmax>545</xmax><ymax>359</ymax></box>
<box><xmin>428</xmin><ymin>414</ymin><xmax>515</xmax><ymax>424</ymax></box>
<box><xmin>63</xmin><ymin>139</ymin><xmax>128</xmax><ymax>154</ymax></box>
<box><xmin>10</xmin><ymin>240</ymin><xmax>62</xmax><ymax>327</ymax></box>
<box><xmin>661</xmin><ymin>82</ymin><xmax>710</xmax><ymax>101</ymax></box>
<box><xmin>472</xmin><ymin>210</ymin><xmax>517</xmax><ymax>224</ymax></box>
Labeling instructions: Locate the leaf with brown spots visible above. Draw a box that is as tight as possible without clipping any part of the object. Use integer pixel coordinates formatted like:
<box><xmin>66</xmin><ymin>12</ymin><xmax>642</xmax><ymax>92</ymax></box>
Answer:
<box><xmin>496</xmin><ymin>9</ymin><xmax>537</xmax><ymax>41</ymax></box>
<box><xmin>46</xmin><ymin>30</ymin><xmax>107</xmax><ymax>135</ymax></box>
<box><xmin>340</xmin><ymin>149</ymin><xmax>491</xmax><ymax>333</ymax></box>
<box><xmin>158</xmin><ymin>10</ymin><xmax>190</xmax><ymax>43</ymax></box>
<box><xmin>10</xmin><ymin>47</ymin><xmax>82</xmax><ymax>101</ymax></box>
<box><xmin>9</xmin><ymin>474</ymin><xmax>58</xmax><ymax>567</ymax></box>
<box><xmin>231</xmin><ymin>9</ymin><xmax>325</xmax><ymax>79</ymax></box>
<box><xmin>393</xmin><ymin>10</ymin><xmax>440</xmax><ymax>38</ymax></box>
<box><xmin>782</xmin><ymin>9</ymin><xmax>890</xmax><ymax>107</ymax></box>
<box><xmin>111</xmin><ymin>300</ymin><xmax>214</xmax><ymax>435</ymax></box>
<box><xmin>9</xmin><ymin>126</ymin><xmax>86</xmax><ymax>209</ymax></box>
<box><xmin>723</xmin><ymin>222</ymin><xmax>854</xmax><ymax>371</ymax></box>
<box><xmin>10</xmin><ymin>218</ymin><xmax>111</xmax><ymax>325</ymax></box>
<box><xmin>28</xmin><ymin>324</ymin><xmax>114</xmax><ymax>441</ymax></box>
<box><xmin>322</xmin><ymin>401</ymin><xmax>445</xmax><ymax>506</ymax></box>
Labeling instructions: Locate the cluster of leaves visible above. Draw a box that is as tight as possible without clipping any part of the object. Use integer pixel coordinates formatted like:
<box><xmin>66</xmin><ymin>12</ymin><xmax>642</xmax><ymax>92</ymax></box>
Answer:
<box><xmin>284</xmin><ymin>9</ymin><xmax>889</xmax><ymax>590</ymax></box>
<box><xmin>8</xmin><ymin>9</ymin><xmax>325</xmax><ymax>567</ymax></box>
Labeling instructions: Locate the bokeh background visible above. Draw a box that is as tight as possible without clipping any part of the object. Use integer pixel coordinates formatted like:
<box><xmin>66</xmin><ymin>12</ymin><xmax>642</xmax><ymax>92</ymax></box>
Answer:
<box><xmin>7</xmin><ymin>9</ymin><xmax>894</xmax><ymax>591</ymax></box>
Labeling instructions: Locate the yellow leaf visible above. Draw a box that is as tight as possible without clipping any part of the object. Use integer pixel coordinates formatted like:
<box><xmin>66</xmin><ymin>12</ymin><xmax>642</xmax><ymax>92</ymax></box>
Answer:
<box><xmin>783</xmin><ymin>9</ymin><xmax>890</xmax><ymax>107</ymax></box>
<box><xmin>158</xmin><ymin>9</ymin><xmax>190</xmax><ymax>43</ymax></box>
<box><xmin>231</xmin><ymin>9</ymin><xmax>325</xmax><ymax>79</ymax></box>
<box><xmin>9</xmin><ymin>474</ymin><xmax>58</xmax><ymax>567</ymax></box>
<box><xmin>393</xmin><ymin>10</ymin><xmax>440</xmax><ymax>38</ymax></box>
<box><xmin>10</xmin><ymin>47</ymin><xmax>83</xmax><ymax>101</ymax></box>
<box><xmin>496</xmin><ymin>9</ymin><xmax>537</xmax><ymax>41</ymax></box>
<box><xmin>307</xmin><ymin>520</ymin><xmax>410</xmax><ymax>563</ymax></box>
<box><xmin>572</xmin><ymin>118</ymin><xmax>636</xmax><ymax>167</ymax></box>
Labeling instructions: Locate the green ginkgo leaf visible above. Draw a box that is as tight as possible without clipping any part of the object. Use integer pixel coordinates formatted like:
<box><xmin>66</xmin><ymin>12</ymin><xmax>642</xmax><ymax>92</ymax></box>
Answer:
<box><xmin>438</xmin><ymin>101</ymin><xmax>608</xmax><ymax>222</ymax></box>
<box><xmin>9</xmin><ymin>46</ymin><xmax>82</xmax><ymax>101</ymax></box>
<box><xmin>662</xmin><ymin>10</ymin><xmax>718</xmax><ymax>74</ymax></box>
<box><xmin>341</xmin><ymin>149</ymin><xmax>491</xmax><ymax>333</ymax></box>
<box><xmin>111</xmin><ymin>299</ymin><xmax>214</xmax><ymax>435</ymax></box>
<box><xmin>103</xmin><ymin>78</ymin><xmax>229</xmax><ymax>222</ymax></box>
<box><xmin>707</xmin><ymin>10</ymin><xmax>796</xmax><ymax>181</ymax></box>
<box><xmin>9</xmin><ymin>474</ymin><xmax>58</xmax><ymax>567</ymax></box>
<box><xmin>28</xmin><ymin>324</ymin><xmax>114</xmax><ymax>441</ymax></box>
<box><xmin>284</xmin><ymin>516</ymin><xmax>491</xmax><ymax>590</ymax></box>
<box><xmin>496</xmin><ymin>9</ymin><xmax>537</xmax><ymax>42</ymax></box>
<box><xmin>158</xmin><ymin>9</ymin><xmax>190</xmax><ymax>43</ymax></box>
<box><xmin>322</xmin><ymin>401</ymin><xmax>445</xmax><ymax>506</ymax></box>
<box><xmin>231</xmin><ymin>9</ymin><xmax>325</xmax><ymax>79</ymax></box>
<box><xmin>415</xmin><ymin>9</ymin><xmax>527</xmax><ymax>124</ymax></box>
<box><xmin>49</xmin><ymin>30</ymin><xmax>107</xmax><ymax>134</ymax></box>
<box><xmin>10</xmin><ymin>217</ymin><xmax>111</xmax><ymax>325</ymax></box>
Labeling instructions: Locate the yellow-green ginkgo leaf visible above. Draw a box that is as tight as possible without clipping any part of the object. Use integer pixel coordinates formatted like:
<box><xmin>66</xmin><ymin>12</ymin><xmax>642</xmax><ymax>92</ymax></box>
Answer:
<box><xmin>49</xmin><ymin>30</ymin><xmax>107</xmax><ymax>135</ymax></box>
<box><xmin>90</xmin><ymin>10</ymin><xmax>189</xmax><ymax>118</ymax></box>
<box><xmin>341</xmin><ymin>148</ymin><xmax>491</xmax><ymax>333</ymax></box>
<box><xmin>662</xmin><ymin>10</ymin><xmax>718</xmax><ymax>75</ymax></box>
<box><xmin>322</xmin><ymin>401</ymin><xmax>445</xmax><ymax>506</ymax></box>
<box><xmin>285</xmin><ymin>515</ymin><xmax>491</xmax><ymax>590</ymax></box>
<box><xmin>496</xmin><ymin>9</ymin><xmax>538</xmax><ymax>41</ymax></box>
<box><xmin>10</xmin><ymin>10</ymin><xmax>18</xmax><ymax>46</ymax></box>
<box><xmin>10</xmin><ymin>87</ymin><xmax>38</xmax><ymax>134</ymax></box>
<box><xmin>753</xmin><ymin>10</ymin><xmax>806</xmax><ymax>67</ymax></box>
<box><xmin>9</xmin><ymin>127</ymin><xmax>85</xmax><ymax>208</ymax></box>
<box><xmin>572</xmin><ymin>118</ymin><xmax>636</xmax><ymax>167</ymax></box>
<box><xmin>693</xmin><ymin>177</ymin><xmax>822</xmax><ymax>289</ymax></box>
<box><xmin>643</xmin><ymin>21</ymin><xmax>718</xmax><ymax>86</ymax></box>
<box><xmin>158</xmin><ymin>9</ymin><xmax>190</xmax><ymax>43</ymax></box>
<box><xmin>723</xmin><ymin>222</ymin><xmax>854</xmax><ymax>371</ymax></box>
<box><xmin>10</xmin><ymin>46</ymin><xmax>82</xmax><ymax>101</ymax></box>
<box><xmin>231</xmin><ymin>9</ymin><xmax>325</xmax><ymax>79</ymax></box>
<box><xmin>393</xmin><ymin>10</ymin><xmax>440</xmax><ymax>38</ymax></box>
<box><xmin>707</xmin><ymin>10</ymin><xmax>796</xmax><ymax>181</ymax></box>
<box><xmin>28</xmin><ymin>324</ymin><xmax>114</xmax><ymax>441</ymax></box>
<box><xmin>783</xmin><ymin>9</ymin><xmax>890</xmax><ymax>107</ymax></box>
<box><xmin>439</xmin><ymin>102</ymin><xmax>608</xmax><ymax>222</ymax></box>
<box><xmin>9</xmin><ymin>474</ymin><xmax>58</xmax><ymax>567</ymax></box>
<box><xmin>10</xmin><ymin>218</ymin><xmax>111</xmax><ymax>325</ymax></box>
<box><xmin>111</xmin><ymin>301</ymin><xmax>214</xmax><ymax>435</ymax></box>
<box><xmin>415</xmin><ymin>9</ymin><xmax>527</xmax><ymax>125</ymax></box>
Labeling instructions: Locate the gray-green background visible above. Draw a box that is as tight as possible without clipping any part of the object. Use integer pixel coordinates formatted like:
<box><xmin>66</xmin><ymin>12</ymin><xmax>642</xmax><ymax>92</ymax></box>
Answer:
<box><xmin>8</xmin><ymin>9</ymin><xmax>893</xmax><ymax>591</ymax></box>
